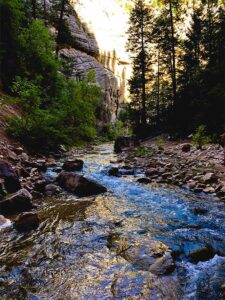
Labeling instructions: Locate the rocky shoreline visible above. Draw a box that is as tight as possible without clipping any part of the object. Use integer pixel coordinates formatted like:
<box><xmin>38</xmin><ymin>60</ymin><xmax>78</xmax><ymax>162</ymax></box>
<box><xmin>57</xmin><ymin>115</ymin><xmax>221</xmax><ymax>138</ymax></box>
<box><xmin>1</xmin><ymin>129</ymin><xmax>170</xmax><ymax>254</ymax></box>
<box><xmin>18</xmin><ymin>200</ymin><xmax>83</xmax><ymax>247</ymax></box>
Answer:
<box><xmin>0</xmin><ymin>139</ymin><xmax>106</xmax><ymax>231</ymax></box>
<box><xmin>113</xmin><ymin>136</ymin><xmax>225</xmax><ymax>201</ymax></box>
<box><xmin>1</xmin><ymin>135</ymin><xmax>225</xmax><ymax>232</ymax></box>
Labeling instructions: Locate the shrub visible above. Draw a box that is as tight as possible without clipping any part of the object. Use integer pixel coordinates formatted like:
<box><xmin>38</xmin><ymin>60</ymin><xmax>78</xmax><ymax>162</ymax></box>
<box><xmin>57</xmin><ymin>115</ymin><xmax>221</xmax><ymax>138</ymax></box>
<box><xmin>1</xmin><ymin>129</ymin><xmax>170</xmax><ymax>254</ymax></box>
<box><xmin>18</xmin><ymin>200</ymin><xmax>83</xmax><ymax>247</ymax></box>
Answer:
<box><xmin>192</xmin><ymin>125</ymin><xmax>211</xmax><ymax>149</ymax></box>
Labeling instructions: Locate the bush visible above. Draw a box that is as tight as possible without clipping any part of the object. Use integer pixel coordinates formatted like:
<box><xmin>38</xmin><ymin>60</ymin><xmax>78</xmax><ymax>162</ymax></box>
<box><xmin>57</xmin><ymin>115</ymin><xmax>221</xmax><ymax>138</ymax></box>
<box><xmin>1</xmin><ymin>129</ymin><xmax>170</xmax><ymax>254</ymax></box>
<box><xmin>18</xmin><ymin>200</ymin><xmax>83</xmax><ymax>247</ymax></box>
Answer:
<box><xmin>7</xmin><ymin>71</ymin><xmax>102</xmax><ymax>152</ymax></box>
<box><xmin>192</xmin><ymin>125</ymin><xmax>211</xmax><ymax>149</ymax></box>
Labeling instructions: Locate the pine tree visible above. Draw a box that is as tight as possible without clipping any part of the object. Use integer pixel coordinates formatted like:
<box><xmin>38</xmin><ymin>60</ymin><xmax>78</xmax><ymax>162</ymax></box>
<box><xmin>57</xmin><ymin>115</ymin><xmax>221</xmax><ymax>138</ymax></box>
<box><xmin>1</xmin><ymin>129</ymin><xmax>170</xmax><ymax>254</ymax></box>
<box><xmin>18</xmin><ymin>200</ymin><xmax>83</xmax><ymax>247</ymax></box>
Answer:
<box><xmin>126</xmin><ymin>0</ymin><xmax>152</xmax><ymax>134</ymax></box>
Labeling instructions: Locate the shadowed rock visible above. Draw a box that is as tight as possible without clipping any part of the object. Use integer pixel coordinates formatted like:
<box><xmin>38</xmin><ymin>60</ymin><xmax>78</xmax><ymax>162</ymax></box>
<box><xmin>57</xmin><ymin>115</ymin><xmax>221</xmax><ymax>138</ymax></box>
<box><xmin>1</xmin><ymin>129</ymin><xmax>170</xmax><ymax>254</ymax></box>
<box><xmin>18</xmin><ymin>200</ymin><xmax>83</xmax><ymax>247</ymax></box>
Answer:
<box><xmin>0</xmin><ymin>189</ymin><xmax>33</xmax><ymax>215</ymax></box>
<box><xmin>57</xmin><ymin>172</ymin><xmax>107</xmax><ymax>197</ymax></box>
<box><xmin>0</xmin><ymin>160</ymin><xmax>21</xmax><ymax>193</ymax></box>
<box><xmin>14</xmin><ymin>212</ymin><xmax>39</xmax><ymax>231</ymax></box>
<box><xmin>63</xmin><ymin>159</ymin><xmax>84</xmax><ymax>171</ymax></box>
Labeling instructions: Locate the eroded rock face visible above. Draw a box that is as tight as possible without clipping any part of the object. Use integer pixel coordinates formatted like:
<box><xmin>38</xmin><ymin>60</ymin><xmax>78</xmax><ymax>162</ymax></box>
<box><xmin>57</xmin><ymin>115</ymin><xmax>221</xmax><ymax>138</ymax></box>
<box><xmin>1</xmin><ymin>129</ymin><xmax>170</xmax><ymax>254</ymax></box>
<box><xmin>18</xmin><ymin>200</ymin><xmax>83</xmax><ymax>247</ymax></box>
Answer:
<box><xmin>66</xmin><ymin>14</ymin><xmax>99</xmax><ymax>56</ymax></box>
<box><xmin>60</xmin><ymin>48</ymin><xmax>120</xmax><ymax>124</ymax></box>
<box><xmin>57</xmin><ymin>172</ymin><xmax>107</xmax><ymax>197</ymax></box>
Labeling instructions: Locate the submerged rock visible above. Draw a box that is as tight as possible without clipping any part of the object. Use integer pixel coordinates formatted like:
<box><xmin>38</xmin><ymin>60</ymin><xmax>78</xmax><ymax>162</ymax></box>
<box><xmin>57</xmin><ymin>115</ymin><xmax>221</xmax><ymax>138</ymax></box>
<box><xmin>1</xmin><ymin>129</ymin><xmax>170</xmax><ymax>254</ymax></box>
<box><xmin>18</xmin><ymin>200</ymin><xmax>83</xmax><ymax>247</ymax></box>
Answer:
<box><xmin>57</xmin><ymin>172</ymin><xmax>107</xmax><ymax>197</ymax></box>
<box><xmin>107</xmin><ymin>235</ymin><xmax>175</xmax><ymax>275</ymax></box>
<box><xmin>63</xmin><ymin>159</ymin><xmax>84</xmax><ymax>171</ymax></box>
<box><xmin>0</xmin><ymin>189</ymin><xmax>33</xmax><ymax>215</ymax></box>
<box><xmin>14</xmin><ymin>212</ymin><xmax>39</xmax><ymax>231</ymax></box>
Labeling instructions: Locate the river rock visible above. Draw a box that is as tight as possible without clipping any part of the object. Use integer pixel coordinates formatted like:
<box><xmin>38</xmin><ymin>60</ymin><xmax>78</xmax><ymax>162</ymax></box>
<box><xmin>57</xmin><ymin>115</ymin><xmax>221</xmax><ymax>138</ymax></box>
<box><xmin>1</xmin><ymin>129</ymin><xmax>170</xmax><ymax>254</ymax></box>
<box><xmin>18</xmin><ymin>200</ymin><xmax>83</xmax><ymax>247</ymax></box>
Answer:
<box><xmin>57</xmin><ymin>172</ymin><xmax>107</xmax><ymax>197</ymax></box>
<box><xmin>181</xmin><ymin>143</ymin><xmax>192</xmax><ymax>152</ymax></box>
<box><xmin>114</xmin><ymin>136</ymin><xmax>139</xmax><ymax>153</ymax></box>
<box><xmin>0</xmin><ymin>160</ymin><xmax>21</xmax><ymax>193</ymax></box>
<box><xmin>137</xmin><ymin>177</ymin><xmax>151</xmax><ymax>184</ymax></box>
<box><xmin>62</xmin><ymin>159</ymin><xmax>84</xmax><ymax>171</ymax></box>
<box><xmin>0</xmin><ymin>215</ymin><xmax>11</xmax><ymax>229</ymax></box>
<box><xmin>14</xmin><ymin>212</ymin><xmax>39</xmax><ymax>231</ymax></box>
<box><xmin>45</xmin><ymin>184</ymin><xmax>61</xmax><ymax>195</ymax></box>
<box><xmin>145</xmin><ymin>168</ymin><xmax>158</xmax><ymax>177</ymax></box>
<box><xmin>108</xmin><ymin>235</ymin><xmax>175</xmax><ymax>275</ymax></box>
<box><xmin>0</xmin><ymin>189</ymin><xmax>33</xmax><ymax>215</ymax></box>
<box><xmin>184</xmin><ymin>242</ymin><xmax>214</xmax><ymax>263</ymax></box>
<box><xmin>201</xmin><ymin>172</ymin><xmax>218</xmax><ymax>184</ymax></box>
<box><xmin>203</xmin><ymin>186</ymin><xmax>215</xmax><ymax>194</ymax></box>
<box><xmin>108</xmin><ymin>167</ymin><xmax>120</xmax><ymax>177</ymax></box>
<box><xmin>34</xmin><ymin>179</ymin><xmax>48</xmax><ymax>193</ymax></box>
<box><xmin>46</xmin><ymin>158</ymin><xmax>57</xmax><ymax>167</ymax></box>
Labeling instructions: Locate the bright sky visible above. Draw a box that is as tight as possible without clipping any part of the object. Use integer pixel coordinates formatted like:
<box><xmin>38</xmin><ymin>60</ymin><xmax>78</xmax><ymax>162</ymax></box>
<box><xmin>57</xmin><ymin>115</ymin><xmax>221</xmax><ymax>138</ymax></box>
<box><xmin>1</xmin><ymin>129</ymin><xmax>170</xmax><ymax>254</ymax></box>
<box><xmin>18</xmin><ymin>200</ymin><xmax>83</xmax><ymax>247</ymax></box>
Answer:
<box><xmin>74</xmin><ymin>0</ymin><xmax>130</xmax><ymax>61</ymax></box>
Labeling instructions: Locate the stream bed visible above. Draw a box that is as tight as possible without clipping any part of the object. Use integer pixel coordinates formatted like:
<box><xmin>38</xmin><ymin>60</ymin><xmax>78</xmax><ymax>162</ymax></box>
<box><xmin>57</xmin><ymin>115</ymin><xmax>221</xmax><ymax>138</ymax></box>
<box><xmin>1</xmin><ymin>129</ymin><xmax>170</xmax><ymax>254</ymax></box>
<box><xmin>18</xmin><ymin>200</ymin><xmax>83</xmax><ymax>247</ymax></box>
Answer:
<box><xmin>1</xmin><ymin>144</ymin><xmax>225</xmax><ymax>299</ymax></box>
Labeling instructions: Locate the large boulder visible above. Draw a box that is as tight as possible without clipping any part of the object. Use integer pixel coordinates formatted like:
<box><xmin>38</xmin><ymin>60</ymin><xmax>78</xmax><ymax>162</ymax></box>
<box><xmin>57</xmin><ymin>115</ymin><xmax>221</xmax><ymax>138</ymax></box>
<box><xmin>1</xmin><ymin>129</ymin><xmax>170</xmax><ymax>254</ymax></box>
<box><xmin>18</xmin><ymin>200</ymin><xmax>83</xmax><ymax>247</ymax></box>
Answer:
<box><xmin>57</xmin><ymin>172</ymin><xmax>107</xmax><ymax>197</ymax></box>
<box><xmin>0</xmin><ymin>160</ymin><xmax>21</xmax><ymax>193</ymax></box>
<box><xmin>62</xmin><ymin>159</ymin><xmax>84</xmax><ymax>172</ymax></box>
<box><xmin>114</xmin><ymin>136</ymin><xmax>139</xmax><ymax>153</ymax></box>
<box><xmin>0</xmin><ymin>189</ymin><xmax>33</xmax><ymax>215</ymax></box>
<box><xmin>14</xmin><ymin>212</ymin><xmax>39</xmax><ymax>231</ymax></box>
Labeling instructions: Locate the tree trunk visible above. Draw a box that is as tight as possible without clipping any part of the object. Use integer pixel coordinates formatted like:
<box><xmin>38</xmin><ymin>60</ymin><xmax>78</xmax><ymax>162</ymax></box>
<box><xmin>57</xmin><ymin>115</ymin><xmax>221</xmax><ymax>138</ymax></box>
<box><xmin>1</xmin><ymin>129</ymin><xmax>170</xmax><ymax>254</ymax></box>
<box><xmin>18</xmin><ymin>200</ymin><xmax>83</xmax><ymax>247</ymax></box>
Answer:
<box><xmin>168</xmin><ymin>0</ymin><xmax>177</xmax><ymax>108</ymax></box>
<box><xmin>43</xmin><ymin>0</ymin><xmax>47</xmax><ymax>25</ymax></box>
<box><xmin>32</xmin><ymin>0</ymin><xmax>37</xmax><ymax>19</ymax></box>
<box><xmin>140</xmin><ymin>1</ymin><xmax>147</xmax><ymax>128</ymax></box>
<box><xmin>157</xmin><ymin>50</ymin><xmax>161</xmax><ymax>127</ymax></box>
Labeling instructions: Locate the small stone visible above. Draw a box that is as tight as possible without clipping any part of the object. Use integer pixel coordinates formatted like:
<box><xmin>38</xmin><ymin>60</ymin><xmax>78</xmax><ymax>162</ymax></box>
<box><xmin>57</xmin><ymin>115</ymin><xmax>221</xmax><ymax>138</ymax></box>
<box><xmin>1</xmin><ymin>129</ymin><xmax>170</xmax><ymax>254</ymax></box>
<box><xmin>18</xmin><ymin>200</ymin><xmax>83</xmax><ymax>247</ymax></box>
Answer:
<box><xmin>145</xmin><ymin>168</ymin><xmax>158</xmax><ymax>177</ymax></box>
<box><xmin>45</xmin><ymin>184</ymin><xmax>61</xmax><ymax>195</ymax></box>
<box><xmin>203</xmin><ymin>186</ymin><xmax>215</xmax><ymax>194</ymax></box>
<box><xmin>108</xmin><ymin>167</ymin><xmax>120</xmax><ymax>177</ymax></box>
<box><xmin>137</xmin><ymin>177</ymin><xmax>151</xmax><ymax>184</ymax></box>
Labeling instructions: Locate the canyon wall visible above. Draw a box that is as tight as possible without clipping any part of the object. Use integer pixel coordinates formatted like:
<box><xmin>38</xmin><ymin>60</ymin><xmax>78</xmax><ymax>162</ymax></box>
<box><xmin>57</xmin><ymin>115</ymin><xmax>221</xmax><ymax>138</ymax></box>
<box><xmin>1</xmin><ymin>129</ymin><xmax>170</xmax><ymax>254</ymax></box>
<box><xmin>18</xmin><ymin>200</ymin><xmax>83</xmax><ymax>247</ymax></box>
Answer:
<box><xmin>60</xmin><ymin>0</ymin><xmax>132</xmax><ymax>125</ymax></box>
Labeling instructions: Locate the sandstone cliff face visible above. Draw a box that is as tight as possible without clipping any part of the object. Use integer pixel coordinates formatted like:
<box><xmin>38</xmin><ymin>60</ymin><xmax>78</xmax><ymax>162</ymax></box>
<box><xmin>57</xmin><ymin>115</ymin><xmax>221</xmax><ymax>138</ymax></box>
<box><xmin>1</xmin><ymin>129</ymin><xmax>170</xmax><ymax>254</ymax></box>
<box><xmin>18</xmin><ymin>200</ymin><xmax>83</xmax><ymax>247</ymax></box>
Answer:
<box><xmin>59</xmin><ymin>0</ymin><xmax>132</xmax><ymax>125</ymax></box>
<box><xmin>60</xmin><ymin>48</ymin><xmax>120</xmax><ymax>125</ymax></box>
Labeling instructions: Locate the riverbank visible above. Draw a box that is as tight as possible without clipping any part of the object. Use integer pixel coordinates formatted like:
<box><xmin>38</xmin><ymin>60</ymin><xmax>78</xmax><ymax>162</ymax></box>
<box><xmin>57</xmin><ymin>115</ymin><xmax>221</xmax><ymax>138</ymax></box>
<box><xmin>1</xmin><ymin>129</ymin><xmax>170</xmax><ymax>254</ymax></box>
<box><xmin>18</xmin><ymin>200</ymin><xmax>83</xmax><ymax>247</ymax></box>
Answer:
<box><xmin>115</xmin><ymin>137</ymin><xmax>225</xmax><ymax>201</ymax></box>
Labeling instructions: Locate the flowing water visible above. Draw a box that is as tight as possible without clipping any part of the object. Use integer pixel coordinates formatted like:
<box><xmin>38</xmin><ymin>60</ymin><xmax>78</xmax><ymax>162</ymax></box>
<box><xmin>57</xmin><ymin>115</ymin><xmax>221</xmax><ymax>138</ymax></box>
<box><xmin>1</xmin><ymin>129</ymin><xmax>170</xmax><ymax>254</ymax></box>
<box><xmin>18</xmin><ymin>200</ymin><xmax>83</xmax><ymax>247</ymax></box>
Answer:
<box><xmin>1</xmin><ymin>144</ymin><xmax>225</xmax><ymax>299</ymax></box>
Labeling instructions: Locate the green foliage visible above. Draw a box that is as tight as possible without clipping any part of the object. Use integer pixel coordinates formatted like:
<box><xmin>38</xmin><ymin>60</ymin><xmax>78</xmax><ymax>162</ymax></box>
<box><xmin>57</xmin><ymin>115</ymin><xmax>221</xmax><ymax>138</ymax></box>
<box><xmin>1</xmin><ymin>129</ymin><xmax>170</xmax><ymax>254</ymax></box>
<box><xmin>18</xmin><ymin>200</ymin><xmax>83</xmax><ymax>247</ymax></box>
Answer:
<box><xmin>101</xmin><ymin>120</ymin><xmax>128</xmax><ymax>141</ymax></box>
<box><xmin>7</xmin><ymin>72</ymin><xmax>102</xmax><ymax>151</ymax></box>
<box><xmin>155</xmin><ymin>136</ymin><xmax>165</xmax><ymax>149</ymax></box>
<box><xmin>192</xmin><ymin>125</ymin><xmax>211</xmax><ymax>149</ymax></box>
<box><xmin>132</xmin><ymin>146</ymin><xmax>154</xmax><ymax>157</ymax></box>
<box><xmin>0</xmin><ymin>0</ymin><xmax>102</xmax><ymax>151</ymax></box>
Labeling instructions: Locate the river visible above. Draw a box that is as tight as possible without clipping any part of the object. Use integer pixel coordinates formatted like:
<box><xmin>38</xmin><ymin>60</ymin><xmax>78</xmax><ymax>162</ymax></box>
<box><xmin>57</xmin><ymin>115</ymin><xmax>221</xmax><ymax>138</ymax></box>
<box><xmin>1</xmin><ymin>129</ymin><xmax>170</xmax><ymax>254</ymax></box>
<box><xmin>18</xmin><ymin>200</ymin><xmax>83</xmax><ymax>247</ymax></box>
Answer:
<box><xmin>1</xmin><ymin>144</ymin><xmax>225</xmax><ymax>299</ymax></box>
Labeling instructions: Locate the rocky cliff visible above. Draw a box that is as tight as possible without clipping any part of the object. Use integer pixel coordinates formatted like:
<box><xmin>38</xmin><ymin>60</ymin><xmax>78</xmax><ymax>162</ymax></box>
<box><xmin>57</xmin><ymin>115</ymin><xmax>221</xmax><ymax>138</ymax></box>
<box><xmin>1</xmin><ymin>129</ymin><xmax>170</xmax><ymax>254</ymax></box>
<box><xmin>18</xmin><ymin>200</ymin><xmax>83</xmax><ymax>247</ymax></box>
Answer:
<box><xmin>60</xmin><ymin>0</ymin><xmax>132</xmax><ymax>125</ymax></box>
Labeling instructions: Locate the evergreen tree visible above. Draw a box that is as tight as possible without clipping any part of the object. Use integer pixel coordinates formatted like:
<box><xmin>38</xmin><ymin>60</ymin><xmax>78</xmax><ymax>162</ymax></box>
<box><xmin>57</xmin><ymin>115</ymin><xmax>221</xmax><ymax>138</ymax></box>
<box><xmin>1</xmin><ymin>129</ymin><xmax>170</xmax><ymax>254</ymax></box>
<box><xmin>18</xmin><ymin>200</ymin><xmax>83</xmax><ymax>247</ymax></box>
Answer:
<box><xmin>126</xmin><ymin>0</ymin><xmax>152</xmax><ymax>134</ymax></box>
